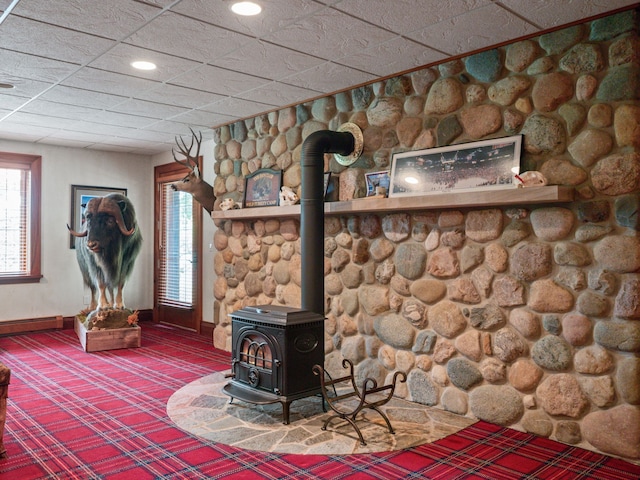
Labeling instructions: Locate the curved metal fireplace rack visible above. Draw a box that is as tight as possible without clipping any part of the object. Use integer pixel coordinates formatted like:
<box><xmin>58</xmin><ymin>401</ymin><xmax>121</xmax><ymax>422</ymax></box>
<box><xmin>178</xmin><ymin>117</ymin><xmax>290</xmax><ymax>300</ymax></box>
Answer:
<box><xmin>313</xmin><ymin>359</ymin><xmax>407</xmax><ymax>446</ymax></box>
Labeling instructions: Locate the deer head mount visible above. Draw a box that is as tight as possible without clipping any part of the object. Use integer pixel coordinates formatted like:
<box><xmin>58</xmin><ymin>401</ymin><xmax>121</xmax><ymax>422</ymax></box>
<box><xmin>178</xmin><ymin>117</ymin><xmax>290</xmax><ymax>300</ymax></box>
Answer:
<box><xmin>171</xmin><ymin>128</ymin><xmax>215</xmax><ymax>214</ymax></box>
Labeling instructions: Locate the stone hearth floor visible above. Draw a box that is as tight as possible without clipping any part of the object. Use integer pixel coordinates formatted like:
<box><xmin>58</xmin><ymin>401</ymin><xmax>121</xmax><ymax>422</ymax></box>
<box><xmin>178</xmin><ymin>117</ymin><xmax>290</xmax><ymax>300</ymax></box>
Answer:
<box><xmin>167</xmin><ymin>371</ymin><xmax>476</xmax><ymax>455</ymax></box>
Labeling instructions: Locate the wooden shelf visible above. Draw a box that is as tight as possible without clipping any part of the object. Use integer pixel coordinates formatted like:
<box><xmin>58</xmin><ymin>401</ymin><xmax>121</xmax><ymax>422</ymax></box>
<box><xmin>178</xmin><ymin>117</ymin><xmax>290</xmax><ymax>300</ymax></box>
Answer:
<box><xmin>210</xmin><ymin>186</ymin><xmax>574</xmax><ymax>221</ymax></box>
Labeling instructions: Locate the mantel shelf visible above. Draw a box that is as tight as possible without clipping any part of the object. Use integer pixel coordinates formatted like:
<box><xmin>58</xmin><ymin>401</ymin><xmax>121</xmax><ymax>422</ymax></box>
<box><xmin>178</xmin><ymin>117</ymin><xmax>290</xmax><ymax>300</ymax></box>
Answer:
<box><xmin>210</xmin><ymin>186</ymin><xmax>574</xmax><ymax>221</ymax></box>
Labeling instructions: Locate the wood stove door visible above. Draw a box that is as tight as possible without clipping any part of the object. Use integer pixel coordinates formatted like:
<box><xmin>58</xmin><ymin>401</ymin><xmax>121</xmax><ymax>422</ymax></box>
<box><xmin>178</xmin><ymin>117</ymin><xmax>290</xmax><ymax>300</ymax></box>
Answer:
<box><xmin>232</xmin><ymin>325</ymin><xmax>282</xmax><ymax>394</ymax></box>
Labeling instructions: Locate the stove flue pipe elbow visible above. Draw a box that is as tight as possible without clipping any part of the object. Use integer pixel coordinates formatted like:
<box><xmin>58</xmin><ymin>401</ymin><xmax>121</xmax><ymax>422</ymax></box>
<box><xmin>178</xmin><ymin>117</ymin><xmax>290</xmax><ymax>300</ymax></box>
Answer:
<box><xmin>300</xmin><ymin>129</ymin><xmax>357</xmax><ymax>316</ymax></box>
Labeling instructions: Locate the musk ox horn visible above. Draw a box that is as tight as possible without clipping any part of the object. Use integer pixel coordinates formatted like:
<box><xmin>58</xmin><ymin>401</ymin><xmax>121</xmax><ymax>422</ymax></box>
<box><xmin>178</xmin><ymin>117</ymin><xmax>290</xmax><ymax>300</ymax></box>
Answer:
<box><xmin>67</xmin><ymin>224</ymin><xmax>87</xmax><ymax>237</ymax></box>
<box><xmin>98</xmin><ymin>198</ymin><xmax>135</xmax><ymax>236</ymax></box>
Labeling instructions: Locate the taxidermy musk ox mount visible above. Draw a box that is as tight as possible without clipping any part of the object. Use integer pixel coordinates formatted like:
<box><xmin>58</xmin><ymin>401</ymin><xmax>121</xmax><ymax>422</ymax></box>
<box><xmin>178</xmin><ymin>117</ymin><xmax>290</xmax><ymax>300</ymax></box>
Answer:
<box><xmin>171</xmin><ymin>129</ymin><xmax>216</xmax><ymax>214</ymax></box>
<box><xmin>68</xmin><ymin>194</ymin><xmax>142</xmax><ymax>321</ymax></box>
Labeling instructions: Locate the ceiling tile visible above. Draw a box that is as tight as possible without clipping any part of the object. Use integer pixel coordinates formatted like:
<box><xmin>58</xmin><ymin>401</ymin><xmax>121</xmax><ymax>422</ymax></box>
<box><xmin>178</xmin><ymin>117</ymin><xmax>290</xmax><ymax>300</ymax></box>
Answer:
<box><xmin>5</xmin><ymin>111</ymin><xmax>81</xmax><ymax>129</ymax></box>
<box><xmin>200</xmin><ymin>97</ymin><xmax>276</xmax><ymax>117</ymax></box>
<box><xmin>146</xmin><ymin>119</ymin><xmax>224</xmax><ymax>137</ymax></box>
<box><xmin>214</xmin><ymin>40</ymin><xmax>326</xmax><ymax>80</ymax></box>
<box><xmin>500</xmin><ymin>0</ymin><xmax>637</xmax><ymax>28</ymax></box>
<box><xmin>71</xmin><ymin>122</ymin><xmax>155</xmax><ymax>138</ymax></box>
<box><xmin>0</xmin><ymin>77</ymin><xmax>54</xmax><ymax>98</ymax></box>
<box><xmin>39</xmin><ymin>86</ymin><xmax>129</xmax><ymax>110</ymax></box>
<box><xmin>61</xmin><ymin>68</ymin><xmax>161</xmax><ymax>97</ymax></box>
<box><xmin>106</xmin><ymin>99</ymin><xmax>190</xmax><ymax>119</ymax></box>
<box><xmin>19</xmin><ymin>99</ymin><xmax>102</xmax><ymax>120</ymax></box>
<box><xmin>82</xmin><ymin>110</ymin><xmax>161</xmax><ymax>129</ymax></box>
<box><xmin>281</xmin><ymin>62</ymin><xmax>378</xmax><ymax>93</ymax></box>
<box><xmin>126</xmin><ymin>11</ymin><xmax>252</xmax><ymax>63</ymax></box>
<box><xmin>407</xmin><ymin>3</ymin><xmax>540</xmax><ymax>56</ymax></box>
<box><xmin>166</xmin><ymin>109</ymin><xmax>238</xmax><ymax>128</ymax></box>
<box><xmin>88</xmin><ymin>43</ymin><xmax>203</xmax><ymax>82</ymax></box>
<box><xmin>0</xmin><ymin>49</ymin><xmax>79</xmax><ymax>83</ymax></box>
<box><xmin>169</xmin><ymin>64</ymin><xmax>269</xmax><ymax>96</ymax></box>
<box><xmin>337</xmin><ymin>37</ymin><xmax>446</xmax><ymax>77</ymax></box>
<box><xmin>134</xmin><ymin>84</ymin><xmax>225</xmax><ymax>109</ymax></box>
<box><xmin>1</xmin><ymin>16</ymin><xmax>116</xmax><ymax>64</ymax></box>
<box><xmin>171</xmin><ymin>0</ymin><xmax>327</xmax><ymax>38</ymax></box>
<box><xmin>333</xmin><ymin>0</ymin><xmax>494</xmax><ymax>35</ymax></box>
<box><xmin>12</xmin><ymin>0</ymin><xmax>162</xmax><ymax>40</ymax></box>
<box><xmin>263</xmin><ymin>7</ymin><xmax>397</xmax><ymax>58</ymax></box>
<box><xmin>237</xmin><ymin>81</ymin><xmax>322</xmax><ymax>107</ymax></box>
<box><xmin>0</xmin><ymin>93</ymin><xmax>31</xmax><ymax>111</ymax></box>
<box><xmin>0</xmin><ymin>122</ymin><xmax>60</xmax><ymax>141</ymax></box>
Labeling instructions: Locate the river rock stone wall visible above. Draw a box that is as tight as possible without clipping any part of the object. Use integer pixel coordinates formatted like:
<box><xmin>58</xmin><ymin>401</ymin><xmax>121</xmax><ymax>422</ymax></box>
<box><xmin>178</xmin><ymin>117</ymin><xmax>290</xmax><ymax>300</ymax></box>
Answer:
<box><xmin>211</xmin><ymin>10</ymin><xmax>640</xmax><ymax>462</ymax></box>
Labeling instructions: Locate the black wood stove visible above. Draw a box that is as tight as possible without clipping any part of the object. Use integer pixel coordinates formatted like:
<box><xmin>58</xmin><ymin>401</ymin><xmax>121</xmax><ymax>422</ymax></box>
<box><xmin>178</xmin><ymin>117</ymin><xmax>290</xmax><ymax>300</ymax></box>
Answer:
<box><xmin>223</xmin><ymin>127</ymin><xmax>358</xmax><ymax>425</ymax></box>
<box><xmin>223</xmin><ymin>305</ymin><xmax>325</xmax><ymax>424</ymax></box>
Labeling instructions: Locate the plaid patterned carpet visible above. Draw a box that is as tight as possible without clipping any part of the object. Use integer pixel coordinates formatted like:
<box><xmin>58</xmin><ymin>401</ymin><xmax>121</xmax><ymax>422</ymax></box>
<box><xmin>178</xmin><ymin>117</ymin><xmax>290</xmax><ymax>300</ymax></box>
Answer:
<box><xmin>0</xmin><ymin>323</ymin><xmax>638</xmax><ymax>479</ymax></box>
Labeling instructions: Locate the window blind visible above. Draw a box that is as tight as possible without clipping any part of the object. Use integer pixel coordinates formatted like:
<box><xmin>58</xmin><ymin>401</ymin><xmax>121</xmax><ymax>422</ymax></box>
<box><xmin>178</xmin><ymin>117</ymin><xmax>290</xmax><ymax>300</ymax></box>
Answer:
<box><xmin>157</xmin><ymin>183</ymin><xmax>194</xmax><ymax>308</ymax></box>
<box><xmin>0</xmin><ymin>165</ymin><xmax>30</xmax><ymax>275</ymax></box>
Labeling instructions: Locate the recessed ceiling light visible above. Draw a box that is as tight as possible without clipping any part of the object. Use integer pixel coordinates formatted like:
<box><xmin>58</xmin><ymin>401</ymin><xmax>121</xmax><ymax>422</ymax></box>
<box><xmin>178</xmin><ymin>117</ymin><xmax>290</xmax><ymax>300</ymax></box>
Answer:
<box><xmin>0</xmin><ymin>82</ymin><xmax>15</xmax><ymax>89</ymax></box>
<box><xmin>131</xmin><ymin>61</ymin><xmax>157</xmax><ymax>71</ymax></box>
<box><xmin>231</xmin><ymin>1</ymin><xmax>262</xmax><ymax>16</ymax></box>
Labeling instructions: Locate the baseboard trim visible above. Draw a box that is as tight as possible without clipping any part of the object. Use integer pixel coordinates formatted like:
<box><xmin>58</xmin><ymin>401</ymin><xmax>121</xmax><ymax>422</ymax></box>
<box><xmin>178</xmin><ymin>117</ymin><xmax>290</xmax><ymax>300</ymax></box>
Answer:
<box><xmin>0</xmin><ymin>316</ymin><xmax>64</xmax><ymax>336</ymax></box>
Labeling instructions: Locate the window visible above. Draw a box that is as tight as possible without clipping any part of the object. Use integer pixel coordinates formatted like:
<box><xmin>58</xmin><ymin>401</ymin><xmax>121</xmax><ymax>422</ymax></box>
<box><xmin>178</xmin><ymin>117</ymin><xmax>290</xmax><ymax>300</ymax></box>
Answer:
<box><xmin>158</xmin><ymin>184</ymin><xmax>195</xmax><ymax>307</ymax></box>
<box><xmin>0</xmin><ymin>152</ymin><xmax>41</xmax><ymax>284</ymax></box>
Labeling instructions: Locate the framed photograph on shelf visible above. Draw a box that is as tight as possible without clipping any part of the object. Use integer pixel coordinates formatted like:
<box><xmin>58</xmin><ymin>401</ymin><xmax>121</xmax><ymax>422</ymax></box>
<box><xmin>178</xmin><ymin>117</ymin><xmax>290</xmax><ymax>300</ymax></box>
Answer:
<box><xmin>243</xmin><ymin>168</ymin><xmax>282</xmax><ymax>208</ymax></box>
<box><xmin>389</xmin><ymin>135</ymin><xmax>522</xmax><ymax>198</ymax></box>
<box><xmin>365</xmin><ymin>170</ymin><xmax>390</xmax><ymax>196</ymax></box>
<box><xmin>323</xmin><ymin>172</ymin><xmax>331</xmax><ymax>198</ymax></box>
<box><xmin>69</xmin><ymin>185</ymin><xmax>127</xmax><ymax>248</ymax></box>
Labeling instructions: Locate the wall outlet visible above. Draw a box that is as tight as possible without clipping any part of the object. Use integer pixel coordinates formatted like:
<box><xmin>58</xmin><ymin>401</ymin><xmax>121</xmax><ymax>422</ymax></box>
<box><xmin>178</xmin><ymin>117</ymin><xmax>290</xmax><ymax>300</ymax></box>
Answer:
<box><xmin>83</xmin><ymin>294</ymin><xmax>91</xmax><ymax>305</ymax></box>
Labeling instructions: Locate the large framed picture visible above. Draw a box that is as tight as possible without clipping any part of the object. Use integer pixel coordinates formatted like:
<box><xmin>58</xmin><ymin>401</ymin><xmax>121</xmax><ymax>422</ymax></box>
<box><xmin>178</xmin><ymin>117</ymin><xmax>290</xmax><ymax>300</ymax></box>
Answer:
<box><xmin>69</xmin><ymin>185</ymin><xmax>127</xmax><ymax>248</ymax></box>
<box><xmin>389</xmin><ymin>135</ymin><xmax>522</xmax><ymax>198</ymax></box>
<box><xmin>243</xmin><ymin>168</ymin><xmax>282</xmax><ymax>208</ymax></box>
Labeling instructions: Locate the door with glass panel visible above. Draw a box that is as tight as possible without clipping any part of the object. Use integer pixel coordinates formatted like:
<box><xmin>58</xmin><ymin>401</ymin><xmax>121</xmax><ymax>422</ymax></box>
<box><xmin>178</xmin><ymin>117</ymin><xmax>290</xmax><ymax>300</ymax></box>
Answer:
<box><xmin>154</xmin><ymin>163</ymin><xmax>202</xmax><ymax>332</ymax></box>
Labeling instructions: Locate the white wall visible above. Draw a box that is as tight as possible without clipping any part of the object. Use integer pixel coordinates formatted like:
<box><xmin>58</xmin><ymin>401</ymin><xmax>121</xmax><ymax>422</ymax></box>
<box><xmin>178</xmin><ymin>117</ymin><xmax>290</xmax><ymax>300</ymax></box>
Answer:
<box><xmin>0</xmin><ymin>140</ymin><xmax>154</xmax><ymax>322</ymax></box>
<box><xmin>151</xmin><ymin>138</ymin><xmax>217</xmax><ymax>324</ymax></box>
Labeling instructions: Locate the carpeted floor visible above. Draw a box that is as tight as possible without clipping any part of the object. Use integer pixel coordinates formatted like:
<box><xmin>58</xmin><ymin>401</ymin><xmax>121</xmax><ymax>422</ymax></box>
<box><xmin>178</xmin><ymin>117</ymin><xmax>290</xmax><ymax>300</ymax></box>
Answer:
<box><xmin>0</xmin><ymin>323</ymin><xmax>639</xmax><ymax>479</ymax></box>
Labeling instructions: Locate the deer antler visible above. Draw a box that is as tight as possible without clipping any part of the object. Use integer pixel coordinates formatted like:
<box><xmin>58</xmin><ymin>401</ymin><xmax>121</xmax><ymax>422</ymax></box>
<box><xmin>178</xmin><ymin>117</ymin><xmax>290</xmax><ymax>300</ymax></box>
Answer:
<box><xmin>172</xmin><ymin>128</ymin><xmax>202</xmax><ymax>173</ymax></box>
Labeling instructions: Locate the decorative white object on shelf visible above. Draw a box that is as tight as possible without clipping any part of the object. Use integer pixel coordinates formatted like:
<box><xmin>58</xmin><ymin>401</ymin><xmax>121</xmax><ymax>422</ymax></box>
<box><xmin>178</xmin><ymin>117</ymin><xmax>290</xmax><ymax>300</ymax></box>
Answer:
<box><xmin>516</xmin><ymin>171</ymin><xmax>548</xmax><ymax>187</ymax></box>
<box><xmin>279</xmin><ymin>186</ymin><xmax>299</xmax><ymax>206</ymax></box>
<box><xmin>220</xmin><ymin>198</ymin><xmax>240</xmax><ymax>210</ymax></box>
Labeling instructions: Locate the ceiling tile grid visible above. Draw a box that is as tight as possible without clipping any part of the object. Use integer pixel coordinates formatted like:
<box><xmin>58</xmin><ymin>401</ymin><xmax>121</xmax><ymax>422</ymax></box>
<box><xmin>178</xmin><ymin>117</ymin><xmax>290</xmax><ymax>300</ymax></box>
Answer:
<box><xmin>0</xmin><ymin>0</ymin><xmax>636</xmax><ymax>155</ymax></box>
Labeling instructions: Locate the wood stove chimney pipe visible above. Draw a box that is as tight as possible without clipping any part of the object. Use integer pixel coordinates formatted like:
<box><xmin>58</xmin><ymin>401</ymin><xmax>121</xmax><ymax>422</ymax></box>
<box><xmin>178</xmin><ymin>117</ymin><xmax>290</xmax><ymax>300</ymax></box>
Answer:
<box><xmin>300</xmin><ymin>127</ymin><xmax>360</xmax><ymax>315</ymax></box>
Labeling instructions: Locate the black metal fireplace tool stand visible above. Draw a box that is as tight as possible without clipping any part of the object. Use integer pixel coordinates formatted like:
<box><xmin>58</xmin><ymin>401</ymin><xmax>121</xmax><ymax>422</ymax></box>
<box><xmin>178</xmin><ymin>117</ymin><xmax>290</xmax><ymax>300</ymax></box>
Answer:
<box><xmin>313</xmin><ymin>359</ymin><xmax>407</xmax><ymax>446</ymax></box>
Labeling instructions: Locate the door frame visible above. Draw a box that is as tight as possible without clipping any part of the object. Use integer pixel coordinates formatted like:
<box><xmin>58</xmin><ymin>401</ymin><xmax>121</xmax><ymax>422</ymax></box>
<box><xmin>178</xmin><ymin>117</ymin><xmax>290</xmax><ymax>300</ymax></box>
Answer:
<box><xmin>153</xmin><ymin>162</ymin><xmax>203</xmax><ymax>333</ymax></box>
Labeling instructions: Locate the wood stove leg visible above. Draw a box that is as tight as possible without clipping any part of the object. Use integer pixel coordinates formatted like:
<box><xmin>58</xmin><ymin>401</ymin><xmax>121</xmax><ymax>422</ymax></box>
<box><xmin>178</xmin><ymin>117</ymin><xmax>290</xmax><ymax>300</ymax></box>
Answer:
<box><xmin>281</xmin><ymin>401</ymin><xmax>291</xmax><ymax>425</ymax></box>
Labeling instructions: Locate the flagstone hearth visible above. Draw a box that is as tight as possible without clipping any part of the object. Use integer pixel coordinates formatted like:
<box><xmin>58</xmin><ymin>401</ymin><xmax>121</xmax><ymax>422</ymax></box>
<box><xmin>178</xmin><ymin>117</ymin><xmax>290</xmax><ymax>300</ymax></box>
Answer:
<box><xmin>167</xmin><ymin>372</ymin><xmax>476</xmax><ymax>455</ymax></box>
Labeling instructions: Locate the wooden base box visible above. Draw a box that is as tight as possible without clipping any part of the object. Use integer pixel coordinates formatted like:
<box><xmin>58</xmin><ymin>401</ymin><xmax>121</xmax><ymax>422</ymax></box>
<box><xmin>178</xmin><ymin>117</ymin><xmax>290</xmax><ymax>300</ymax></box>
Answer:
<box><xmin>75</xmin><ymin>316</ymin><xmax>141</xmax><ymax>353</ymax></box>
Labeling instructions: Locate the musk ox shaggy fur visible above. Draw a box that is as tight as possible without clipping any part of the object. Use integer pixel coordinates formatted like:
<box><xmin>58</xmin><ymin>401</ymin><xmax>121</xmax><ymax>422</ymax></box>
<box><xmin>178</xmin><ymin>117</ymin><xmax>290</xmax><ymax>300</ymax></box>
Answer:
<box><xmin>68</xmin><ymin>193</ymin><xmax>142</xmax><ymax>312</ymax></box>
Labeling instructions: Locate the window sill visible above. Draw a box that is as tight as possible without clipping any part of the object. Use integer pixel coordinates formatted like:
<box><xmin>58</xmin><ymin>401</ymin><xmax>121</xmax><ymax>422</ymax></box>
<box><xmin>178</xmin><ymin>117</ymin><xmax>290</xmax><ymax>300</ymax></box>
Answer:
<box><xmin>0</xmin><ymin>274</ymin><xmax>43</xmax><ymax>285</ymax></box>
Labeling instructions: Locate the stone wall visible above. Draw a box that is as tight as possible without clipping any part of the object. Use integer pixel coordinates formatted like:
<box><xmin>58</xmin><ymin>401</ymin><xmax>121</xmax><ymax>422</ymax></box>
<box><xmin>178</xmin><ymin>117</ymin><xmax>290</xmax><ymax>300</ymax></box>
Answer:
<box><xmin>211</xmin><ymin>10</ymin><xmax>640</xmax><ymax>462</ymax></box>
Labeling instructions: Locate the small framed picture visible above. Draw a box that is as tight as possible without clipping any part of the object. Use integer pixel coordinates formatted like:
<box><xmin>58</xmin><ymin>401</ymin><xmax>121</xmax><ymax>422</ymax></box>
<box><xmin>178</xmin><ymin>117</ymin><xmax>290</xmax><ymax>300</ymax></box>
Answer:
<box><xmin>389</xmin><ymin>135</ymin><xmax>522</xmax><ymax>198</ymax></box>
<box><xmin>365</xmin><ymin>170</ymin><xmax>390</xmax><ymax>196</ymax></box>
<box><xmin>323</xmin><ymin>172</ymin><xmax>331</xmax><ymax>198</ymax></box>
<box><xmin>243</xmin><ymin>169</ymin><xmax>282</xmax><ymax>208</ymax></box>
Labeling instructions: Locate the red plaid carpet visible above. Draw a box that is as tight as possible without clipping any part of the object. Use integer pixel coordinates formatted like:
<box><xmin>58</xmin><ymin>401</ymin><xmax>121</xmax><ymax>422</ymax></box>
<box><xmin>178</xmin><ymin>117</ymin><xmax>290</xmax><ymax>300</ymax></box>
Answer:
<box><xmin>0</xmin><ymin>323</ymin><xmax>638</xmax><ymax>479</ymax></box>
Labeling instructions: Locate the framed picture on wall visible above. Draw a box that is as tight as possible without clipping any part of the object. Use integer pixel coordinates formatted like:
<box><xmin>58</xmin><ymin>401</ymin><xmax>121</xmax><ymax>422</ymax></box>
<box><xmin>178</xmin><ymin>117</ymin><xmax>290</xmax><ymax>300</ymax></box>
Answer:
<box><xmin>365</xmin><ymin>170</ymin><xmax>390</xmax><ymax>196</ymax></box>
<box><xmin>243</xmin><ymin>169</ymin><xmax>282</xmax><ymax>208</ymax></box>
<box><xmin>69</xmin><ymin>185</ymin><xmax>127</xmax><ymax>249</ymax></box>
<box><xmin>323</xmin><ymin>172</ymin><xmax>331</xmax><ymax>198</ymax></box>
<box><xmin>389</xmin><ymin>135</ymin><xmax>522</xmax><ymax>198</ymax></box>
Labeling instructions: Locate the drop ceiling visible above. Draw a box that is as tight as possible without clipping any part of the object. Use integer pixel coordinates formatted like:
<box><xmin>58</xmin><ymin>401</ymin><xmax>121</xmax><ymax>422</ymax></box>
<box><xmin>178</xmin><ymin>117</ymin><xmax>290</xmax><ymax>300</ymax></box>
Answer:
<box><xmin>0</xmin><ymin>0</ymin><xmax>636</xmax><ymax>155</ymax></box>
